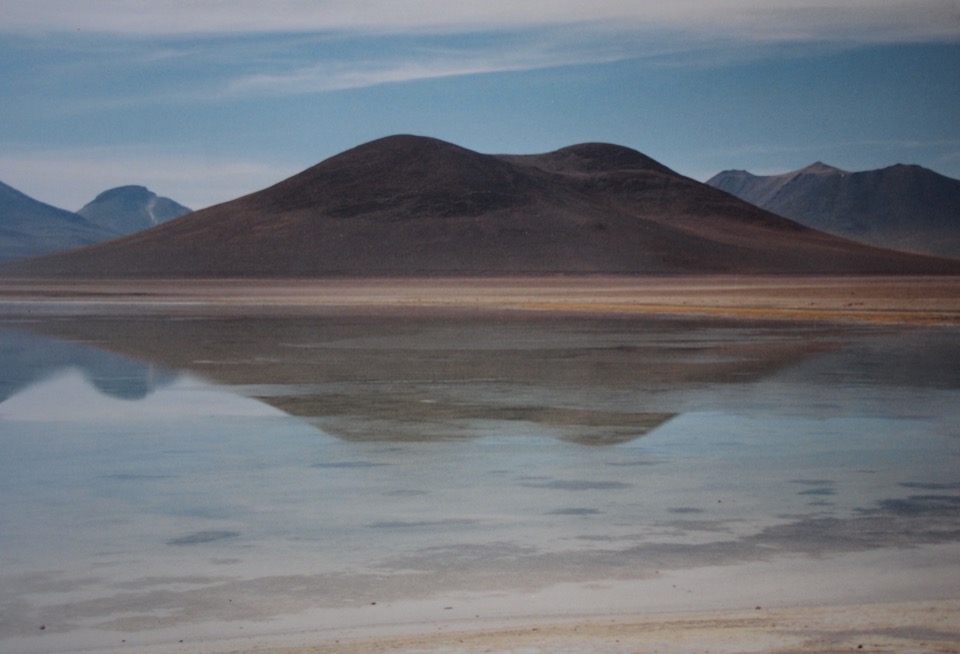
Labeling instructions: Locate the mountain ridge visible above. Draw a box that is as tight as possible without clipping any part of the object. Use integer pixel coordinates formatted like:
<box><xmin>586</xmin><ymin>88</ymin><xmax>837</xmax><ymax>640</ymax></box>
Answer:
<box><xmin>78</xmin><ymin>185</ymin><xmax>191</xmax><ymax>235</ymax></box>
<box><xmin>3</xmin><ymin>135</ymin><xmax>959</xmax><ymax>277</ymax></box>
<box><xmin>706</xmin><ymin>162</ymin><xmax>960</xmax><ymax>258</ymax></box>
<box><xmin>0</xmin><ymin>180</ymin><xmax>115</xmax><ymax>264</ymax></box>
<box><xmin>0</xmin><ymin>181</ymin><xmax>191</xmax><ymax>264</ymax></box>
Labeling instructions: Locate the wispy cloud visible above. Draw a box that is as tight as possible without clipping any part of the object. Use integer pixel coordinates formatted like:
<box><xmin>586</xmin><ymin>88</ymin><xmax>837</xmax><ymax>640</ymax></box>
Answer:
<box><xmin>4</xmin><ymin>2</ymin><xmax>957</xmax><ymax>108</ymax></box>
<box><xmin>4</xmin><ymin>0</ymin><xmax>959</xmax><ymax>43</ymax></box>
<box><xmin>221</xmin><ymin>33</ymin><xmax>633</xmax><ymax>97</ymax></box>
<box><xmin>224</xmin><ymin>57</ymin><xmax>514</xmax><ymax>97</ymax></box>
<box><xmin>3</xmin><ymin>25</ymin><xmax>654</xmax><ymax>107</ymax></box>
<box><xmin>6</xmin><ymin>1</ymin><xmax>957</xmax><ymax>106</ymax></box>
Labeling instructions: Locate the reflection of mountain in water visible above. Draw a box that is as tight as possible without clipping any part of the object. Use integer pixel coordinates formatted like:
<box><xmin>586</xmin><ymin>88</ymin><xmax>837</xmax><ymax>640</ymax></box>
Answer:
<box><xmin>770</xmin><ymin>329</ymin><xmax>960</xmax><ymax>391</ymax></box>
<box><xmin>0</xmin><ymin>327</ymin><xmax>177</xmax><ymax>404</ymax></box>
<box><xmin>17</xmin><ymin>315</ymin><xmax>856</xmax><ymax>444</ymax></box>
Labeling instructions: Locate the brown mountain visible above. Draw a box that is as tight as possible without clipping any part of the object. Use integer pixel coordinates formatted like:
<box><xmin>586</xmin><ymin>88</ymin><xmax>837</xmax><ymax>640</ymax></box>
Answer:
<box><xmin>3</xmin><ymin>135</ymin><xmax>958</xmax><ymax>277</ymax></box>
<box><xmin>706</xmin><ymin>162</ymin><xmax>960</xmax><ymax>258</ymax></box>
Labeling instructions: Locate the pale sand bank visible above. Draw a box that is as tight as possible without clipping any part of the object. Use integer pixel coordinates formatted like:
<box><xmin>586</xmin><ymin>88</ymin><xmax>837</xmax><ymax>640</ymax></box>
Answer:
<box><xmin>255</xmin><ymin>601</ymin><xmax>960</xmax><ymax>654</ymax></box>
<box><xmin>72</xmin><ymin>545</ymin><xmax>955</xmax><ymax>654</ymax></box>
<box><xmin>1</xmin><ymin>275</ymin><xmax>960</xmax><ymax>324</ymax></box>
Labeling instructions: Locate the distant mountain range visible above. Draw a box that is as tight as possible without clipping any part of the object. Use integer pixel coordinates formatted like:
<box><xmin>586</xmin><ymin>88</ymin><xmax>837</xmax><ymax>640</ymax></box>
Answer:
<box><xmin>2</xmin><ymin>135</ymin><xmax>958</xmax><ymax>277</ymax></box>
<box><xmin>78</xmin><ymin>185</ymin><xmax>191</xmax><ymax>237</ymax></box>
<box><xmin>0</xmin><ymin>182</ymin><xmax>190</xmax><ymax>264</ymax></box>
<box><xmin>0</xmin><ymin>181</ymin><xmax>114</xmax><ymax>264</ymax></box>
<box><xmin>706</xmin><ymin>162</ymin><xmax>960</xmax><ymax>258</ymax></box>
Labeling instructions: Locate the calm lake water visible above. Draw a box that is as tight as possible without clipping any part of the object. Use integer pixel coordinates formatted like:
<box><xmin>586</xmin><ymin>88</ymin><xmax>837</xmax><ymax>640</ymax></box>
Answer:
<box><xmin>2</xmin><ymin>313</ymin><xmax>959</xmax><ymax>652</ymax></box>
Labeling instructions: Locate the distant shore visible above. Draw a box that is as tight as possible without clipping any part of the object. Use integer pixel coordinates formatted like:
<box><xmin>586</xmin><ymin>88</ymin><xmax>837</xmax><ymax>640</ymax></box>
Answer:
<box><xmin>2</xmin><ymin>275</ymin><xmax>960</xmax><ymax>324</ymax></box>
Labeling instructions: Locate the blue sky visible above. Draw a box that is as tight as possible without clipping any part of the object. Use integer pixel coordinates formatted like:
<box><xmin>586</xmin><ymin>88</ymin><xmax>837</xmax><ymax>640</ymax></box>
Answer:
<box><xmin>1</xmin><ymin>1</ymin><xmax>958</xmax><ymax>211</ymax></box>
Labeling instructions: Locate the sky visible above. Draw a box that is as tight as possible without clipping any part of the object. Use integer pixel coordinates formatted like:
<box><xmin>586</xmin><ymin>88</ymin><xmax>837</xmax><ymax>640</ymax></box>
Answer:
<box><xmin>1</xmin><ymin>0</ymin><xmax>959</xmax><ymax>212</ymax></box>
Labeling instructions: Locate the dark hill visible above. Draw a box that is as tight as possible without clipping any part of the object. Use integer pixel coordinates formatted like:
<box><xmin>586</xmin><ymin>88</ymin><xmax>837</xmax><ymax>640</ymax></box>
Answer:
<box><xmin>253</xmin><ymin>134</ymin><xmax>538</xmax><ymax>220</ymax></box>
<box><xmin>707</xmin><ymin>163</ymin><xmax>960</xmax><ymax>258</ymax></box>
<box><xmin>4</xmin><ymin>135</ymin><xmax>959</xmax><ymax>277</ymax></box>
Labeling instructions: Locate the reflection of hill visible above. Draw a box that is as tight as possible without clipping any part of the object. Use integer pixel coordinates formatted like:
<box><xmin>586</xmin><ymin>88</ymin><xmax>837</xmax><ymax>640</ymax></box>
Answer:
<box><xmin>0</xmin><ymin>327</ymin><xmax>176</xmax><ymax>404</ymax></box>
<box><xmin>21</xmin><ymin>315</ymin><xmax>847</xmax><ymax>444</ymax></box>
<box><xmin>763</xmin><ymin>329</ymin><xmax>960</xmax><ymax>393</ymax></box>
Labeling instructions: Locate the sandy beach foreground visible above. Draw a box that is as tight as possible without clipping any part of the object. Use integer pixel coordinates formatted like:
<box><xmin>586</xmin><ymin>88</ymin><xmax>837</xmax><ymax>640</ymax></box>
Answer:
<box><xmin>252</xmin><ymin>601</ymin><xmax>960</xmax><ymax>654</ymax></box>
<box><xmin>72</xmin><ymin>544</ymin><xmax>959</xmax><ymax>654</ymax></box>
<box><xmin>158</xmin><ymin>542</ymin><xmax>960</xmax><ymax>654</ymax></box>
<box><xmin>2</xmin><ymin>275</ymin><xmax>960</xmax><ymax>324</ymax></box>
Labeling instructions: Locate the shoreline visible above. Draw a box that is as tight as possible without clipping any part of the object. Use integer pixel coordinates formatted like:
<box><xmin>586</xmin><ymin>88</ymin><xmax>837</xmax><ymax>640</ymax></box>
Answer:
<box><xmin>114</xmin><ymin>543</ymin><xmax>960</xmax><ymax>654</ymax></box>
<box><xmin>230</xmin><ymin>543</ymin><xmax>960</xmax><ymax>653</ymax></box>
<box><xmin>14</xmin><ymin>544</ymin><xmax>959</xmax><ymax>654</ymax></box>
<box><xmin>248</xmin><ymin>600</ymin><xmax>960</xmax><ymax>654</ymax></box>
<box><xmin>2</xmin><ymin>274</ymin><xmax>960</xmax><ymax>324</ymax></box>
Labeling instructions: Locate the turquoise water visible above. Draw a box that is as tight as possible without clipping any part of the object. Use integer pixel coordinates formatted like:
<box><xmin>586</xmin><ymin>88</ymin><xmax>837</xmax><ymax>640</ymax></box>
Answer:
<box><xmin>1</xmin><ymin>317</ymin><xmax>959</xmax><ymax>651</ymax></box>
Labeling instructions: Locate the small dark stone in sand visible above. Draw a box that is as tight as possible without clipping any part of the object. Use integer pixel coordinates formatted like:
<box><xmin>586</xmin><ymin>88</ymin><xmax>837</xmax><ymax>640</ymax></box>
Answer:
<box><xmin>39</xmin><ymin>625</ymin><xmax>45</xmax><ymax>630</ymax></box>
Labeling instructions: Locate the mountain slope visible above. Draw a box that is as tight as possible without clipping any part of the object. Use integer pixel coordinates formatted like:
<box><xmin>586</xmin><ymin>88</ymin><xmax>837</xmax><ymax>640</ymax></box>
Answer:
<box><xmin>78</xmin><ymin>185</ymin><xmax>191</xmax><ymax>236</ymax></box>
<box><xmin>4</xmin><ymin>135</ymin><xmax>959</xmax><ymax>277</ymax></box>
<box><xmin>0</xmin><ymin>180</ymin><xmax>115</xmax><ymax>264</ymax></box>
<box><xmin>706</xmin><ymin>163</ymin><xmax>960</xmax><ymax>258</ymax></box>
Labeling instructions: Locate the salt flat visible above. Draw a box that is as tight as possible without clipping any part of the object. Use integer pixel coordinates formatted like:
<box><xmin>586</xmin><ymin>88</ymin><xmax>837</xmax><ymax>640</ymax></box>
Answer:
<box><xmin>1</xmin><ymin>275</ymin><xmax>960</xmax><ymax>324</ymax></box>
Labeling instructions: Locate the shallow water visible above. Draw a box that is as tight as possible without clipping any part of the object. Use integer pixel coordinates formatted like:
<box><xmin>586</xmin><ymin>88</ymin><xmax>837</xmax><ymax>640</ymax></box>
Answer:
<box><xmin>1</xmin><ymin>315</ymin><xmax>959</xmax><ymax>652</ymax></box>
